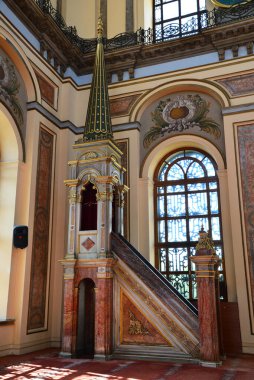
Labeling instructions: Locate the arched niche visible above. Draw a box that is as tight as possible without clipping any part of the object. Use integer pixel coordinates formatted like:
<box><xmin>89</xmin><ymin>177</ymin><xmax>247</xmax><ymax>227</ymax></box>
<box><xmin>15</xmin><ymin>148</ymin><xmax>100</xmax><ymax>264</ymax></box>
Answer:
<box><xmin>138</xmin><ymin>133</ymin><xmax>228</xmax><ymax>266</ymax></box>
<box><xmin>0</xmin><ymin>106</ymin><xmax>21</xmax><ymax>318</ymax></box>
<box><xmin>80</xmin><ymin>181</ymin><xmax>98</xmax><ymax>231</ymax></box>
<box><xmin>137</xmin><ymin>132</ymin><xmax>235</xmax><ymax>304</ymax></box>
<box><xmin>76</xmin><ymin>278</ymin><xmax>96</xmax><ymax>358</ymax></box>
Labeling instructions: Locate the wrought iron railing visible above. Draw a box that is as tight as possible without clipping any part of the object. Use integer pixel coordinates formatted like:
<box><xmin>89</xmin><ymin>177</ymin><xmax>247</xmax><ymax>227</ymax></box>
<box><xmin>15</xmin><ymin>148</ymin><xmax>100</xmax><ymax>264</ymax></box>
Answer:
<box><xmin>34</xmin><ymin>0</ymin><xmax>254</xmax><ymax>53</ymax></box>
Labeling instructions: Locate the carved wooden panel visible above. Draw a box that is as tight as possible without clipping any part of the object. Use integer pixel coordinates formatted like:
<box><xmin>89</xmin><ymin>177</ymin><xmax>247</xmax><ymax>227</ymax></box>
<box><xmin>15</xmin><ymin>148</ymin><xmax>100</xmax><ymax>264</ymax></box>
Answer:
<box><xmin>27</xmin><ymin>126</ymin><xmax>55</xmax><ymax>332</ymax></box>
<box><xmin>238</xmin><ymin>124</ymin><xmax>254</xmax><ymax>330</ymax></box>
<box><xmin>120</xmin><ymin>291</ymin><xmax>171</xmax><ymax>346</ymax></box>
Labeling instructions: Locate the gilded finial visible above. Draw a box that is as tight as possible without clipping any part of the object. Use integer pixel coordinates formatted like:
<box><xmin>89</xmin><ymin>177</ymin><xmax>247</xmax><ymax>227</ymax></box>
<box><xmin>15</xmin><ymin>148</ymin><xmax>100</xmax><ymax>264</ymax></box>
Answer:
<box><xmin>82</xmin><ymin>12</ymin><xmax>113</xmax><ymax>142</ymax></box>
<box><xmin>97</xmin><ymin>14</ymin><xmax>103</xmax><ymax>39</ymax></box>
<box><xmin>196</xmin><ymin>228</ymin><xmax>215</xmax><ymax>255</ymax></box>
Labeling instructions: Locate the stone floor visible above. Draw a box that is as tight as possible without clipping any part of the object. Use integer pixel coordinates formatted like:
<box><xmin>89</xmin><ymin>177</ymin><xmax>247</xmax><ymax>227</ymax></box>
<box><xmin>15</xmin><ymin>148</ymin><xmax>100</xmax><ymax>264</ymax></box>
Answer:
<box><xmin>0</xmin><ymin>349</ymin><xmax>254</xmax><ymax>379</ymax></box>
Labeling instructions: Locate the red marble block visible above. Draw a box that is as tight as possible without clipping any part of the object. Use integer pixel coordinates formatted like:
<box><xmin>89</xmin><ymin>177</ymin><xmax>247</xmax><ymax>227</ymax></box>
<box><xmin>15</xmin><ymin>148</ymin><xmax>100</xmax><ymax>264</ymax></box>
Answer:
<box><xmin>94</xmin><ymin>277</ymin><xmax>114</xmax><ymax>356</ymax></box>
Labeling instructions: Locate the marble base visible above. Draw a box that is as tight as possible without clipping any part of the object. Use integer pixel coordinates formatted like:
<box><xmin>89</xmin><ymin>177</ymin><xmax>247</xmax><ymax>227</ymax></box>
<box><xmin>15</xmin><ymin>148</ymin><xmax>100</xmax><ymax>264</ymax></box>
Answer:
<box><xmin>200</xmin><ymin>360</ymin><xmax>222</xmax><ymax>368</ymax></box>
<box><xmin>94</xmin><ymin>354</ymin><xmax>112</xmax><ymax>361</ymax></box>
<box><xmin>59</xmin><ymin>352</ymin><xmax>72</xmax><ymax>358</ymax></box>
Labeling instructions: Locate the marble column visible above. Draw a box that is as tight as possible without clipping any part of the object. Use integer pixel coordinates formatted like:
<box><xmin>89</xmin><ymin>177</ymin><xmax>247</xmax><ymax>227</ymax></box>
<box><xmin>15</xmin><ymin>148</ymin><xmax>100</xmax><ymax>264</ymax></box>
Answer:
<box><xmin>64</xmin><ymin>179</ymin><xmax>79</xmax><ymax>259</ymax></box>
<box><xmin>96</xmin><ymin>176</ymin><xmax>114</xmax><ymax>257</ymax></box>
<box><xmin>94</xmin><ymin>260</ymin><xmax>114</xmax><ymax>359</ymax></box>
<box><xmin>113</xmin><ymin>185</ymin><xmax>126</xmax><ymax>235</ymax></box>
<box><xmin>60</xmin><ymin>261</ymin><xmax>76</xmax><ymax>356</ymax></box>
<box><xmin>190</xmin><ymin>229</ymin><xmax>222</xmax><ymax>365</ymax></box>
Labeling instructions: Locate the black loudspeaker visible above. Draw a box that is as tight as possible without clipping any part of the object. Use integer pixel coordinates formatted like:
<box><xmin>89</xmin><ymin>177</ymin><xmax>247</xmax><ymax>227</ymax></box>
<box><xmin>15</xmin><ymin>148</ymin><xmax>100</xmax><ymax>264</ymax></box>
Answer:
<box><xmin>13</xmin><ymin>226</ymin><xmax>28</xmax><ymax>249</ymax></box>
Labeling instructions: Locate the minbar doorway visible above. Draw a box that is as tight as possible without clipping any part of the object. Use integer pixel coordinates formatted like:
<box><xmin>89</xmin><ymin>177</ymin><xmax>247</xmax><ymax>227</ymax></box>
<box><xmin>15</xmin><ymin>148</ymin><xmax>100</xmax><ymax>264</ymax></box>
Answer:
<box><xmin>76</xmin><ymin>278</ymin><xmax>95</xmax><ymax>358</ymax></box>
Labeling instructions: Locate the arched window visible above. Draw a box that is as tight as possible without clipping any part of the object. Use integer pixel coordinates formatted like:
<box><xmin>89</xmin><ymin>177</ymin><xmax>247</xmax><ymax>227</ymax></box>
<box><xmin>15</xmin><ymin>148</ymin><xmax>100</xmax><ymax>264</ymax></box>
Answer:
<box><xmin>154</xmin><ymin>149</ymin><xmax>226</xmax><ymax>301</ymax></box>
<box><xmin>153</xmin><ymin>0</ymin><xmax>207</xmax><ymax>42</ymax></box>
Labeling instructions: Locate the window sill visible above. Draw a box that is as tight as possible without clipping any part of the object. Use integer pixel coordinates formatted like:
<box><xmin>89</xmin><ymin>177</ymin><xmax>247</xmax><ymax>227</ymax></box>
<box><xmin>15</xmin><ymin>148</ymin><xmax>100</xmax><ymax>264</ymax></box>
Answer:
<box><xmin>0</xmin><ymin>319</ymin><xmax>15</xmax><ymax>326</ymax></box>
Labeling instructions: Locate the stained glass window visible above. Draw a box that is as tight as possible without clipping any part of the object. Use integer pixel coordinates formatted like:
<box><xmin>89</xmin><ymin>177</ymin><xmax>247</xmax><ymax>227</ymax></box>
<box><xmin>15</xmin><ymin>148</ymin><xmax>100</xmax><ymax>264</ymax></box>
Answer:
<box><xmin>154</xmin><ymin>149</ymin><xmax>227</xmax><ymax>301</ymax></box>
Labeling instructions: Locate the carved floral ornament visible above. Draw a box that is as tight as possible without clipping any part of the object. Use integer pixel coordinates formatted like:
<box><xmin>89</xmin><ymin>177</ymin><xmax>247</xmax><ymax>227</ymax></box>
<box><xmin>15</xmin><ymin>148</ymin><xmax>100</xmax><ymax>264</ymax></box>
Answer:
<box><xmin>143</xmin><ymin>94</ymin><xmax>221</xmax><ymax>148</ymax></box>
<box><xmin>0</xmin><ymin>56</ymin><xmax>23</xmax><ymax>125</ymax></box>
<box><xmin>128</xmin><ymin>310</ymin><xmax>150</xmax><ymax>336</ymax></box>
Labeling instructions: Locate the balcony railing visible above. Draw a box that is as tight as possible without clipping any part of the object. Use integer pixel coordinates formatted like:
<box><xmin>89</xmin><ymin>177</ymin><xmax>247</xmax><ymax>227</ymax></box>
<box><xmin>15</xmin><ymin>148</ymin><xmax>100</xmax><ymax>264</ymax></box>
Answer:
<box><xmin>34</xmin><ymin>0</ymin><xmax>254</xmax><ymax>54</ymax></box>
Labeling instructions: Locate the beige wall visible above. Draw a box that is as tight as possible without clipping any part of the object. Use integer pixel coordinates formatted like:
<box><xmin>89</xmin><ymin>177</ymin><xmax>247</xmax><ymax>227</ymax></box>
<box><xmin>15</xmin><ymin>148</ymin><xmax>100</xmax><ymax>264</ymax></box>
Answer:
<box><xmin>62</xmin><ymin>0</ymin><xmax>98</xmax><ymax>38</ymax></box>
<box><xmin>61</xmin><ymin>0</ymin><xmax>153</xmax><ymax>38</ymax></box>
<box><xmin>107</xmin><ymin>0</ymin><xmax>126</xmax><ymax>38</ymax></box>
<box><xmin>134</xmin><ymin>0</ymin><xmax>153</xmax><ymax>30</ymax></box>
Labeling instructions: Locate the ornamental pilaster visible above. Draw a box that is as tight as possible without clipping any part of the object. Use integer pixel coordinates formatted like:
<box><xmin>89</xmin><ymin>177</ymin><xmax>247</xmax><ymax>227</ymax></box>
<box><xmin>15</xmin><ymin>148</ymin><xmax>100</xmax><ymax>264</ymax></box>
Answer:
<box><xmin>95</xmin><ymin>176</ymin><xmax>116</xmax><ymax>257</ymax></box>
<box><xmin>64</xmin><ymin>179</ymin><xmax>79</xmax><ymax>259</ymax></box>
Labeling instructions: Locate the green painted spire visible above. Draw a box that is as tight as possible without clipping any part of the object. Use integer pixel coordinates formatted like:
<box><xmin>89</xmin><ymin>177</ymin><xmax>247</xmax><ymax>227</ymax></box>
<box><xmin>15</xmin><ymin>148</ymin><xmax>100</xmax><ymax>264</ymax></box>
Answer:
<box><xmin>83</xmin><ymin>15</ymin><xmax>113</xmax><ymax>141</ymax></box>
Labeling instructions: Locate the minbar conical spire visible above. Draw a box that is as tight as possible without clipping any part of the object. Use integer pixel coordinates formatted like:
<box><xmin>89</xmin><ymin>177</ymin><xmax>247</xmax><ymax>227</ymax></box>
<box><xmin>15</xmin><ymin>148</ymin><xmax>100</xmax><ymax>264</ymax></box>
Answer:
<box><xmin>83</xmin><ymin>15</ymin><xmax>113</xmax><ymax>141</ymax></box>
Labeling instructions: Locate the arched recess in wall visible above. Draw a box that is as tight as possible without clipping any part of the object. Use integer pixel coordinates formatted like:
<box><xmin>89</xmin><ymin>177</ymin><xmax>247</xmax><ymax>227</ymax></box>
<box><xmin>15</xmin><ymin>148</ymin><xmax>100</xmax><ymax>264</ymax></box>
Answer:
<box><xmin>0</xmin><ymin>31</ymin><xmax>39</xmax><ymax>103</ymax></box>
<box><xmin>0</xmin><ymin>29</ymin><xmax>41</xmax><ymax>162</ymax></box>
<box><xmin>0</xmin><ymin>105</ymin><xmax>22</xmax><ymax>318</ymax></box>
<box><xmin>138</xmin><ymin>134</ymin><xmax>236</xmax><ymax>299</ymax></box>
<box><xmin>135</xmin><ymin>81</ymin><xmax>236</xmax><ymax>301</ymax></box>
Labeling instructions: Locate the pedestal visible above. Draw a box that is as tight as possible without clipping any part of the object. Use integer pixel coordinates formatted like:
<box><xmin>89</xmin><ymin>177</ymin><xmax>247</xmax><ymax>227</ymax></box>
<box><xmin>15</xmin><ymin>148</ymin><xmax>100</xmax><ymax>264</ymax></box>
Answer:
<box><xmin>59</xmin><ymin>260</ymin><xmax>76</xmax><ymax>356</ymax></box>
<box><xmin>94</xmin><ymin>260</ymin><xmax>114</xmax><ymax>359</ymax></box>
<box><xmin>191</xmin><ymin>253</ymin><xmax>222</xmax><ymax>365</ymax></box>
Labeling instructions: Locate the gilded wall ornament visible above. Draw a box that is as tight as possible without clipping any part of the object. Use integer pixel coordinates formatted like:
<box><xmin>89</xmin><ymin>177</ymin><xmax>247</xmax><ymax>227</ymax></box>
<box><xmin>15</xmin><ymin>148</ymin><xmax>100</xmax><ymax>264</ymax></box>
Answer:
<box><xmin>0</xmin><ymin>56</ymin><xmax>23</xmax><ymax>125</ymax></box>
<box><xmin>82</xmin><ymin>151</ymin><xmax>99</xmax><ymax>160</ymax></box>
<box><xmin>143</xmin><ymin>95</ymin><xmax>221</xmax><ymax>148</ymax></box>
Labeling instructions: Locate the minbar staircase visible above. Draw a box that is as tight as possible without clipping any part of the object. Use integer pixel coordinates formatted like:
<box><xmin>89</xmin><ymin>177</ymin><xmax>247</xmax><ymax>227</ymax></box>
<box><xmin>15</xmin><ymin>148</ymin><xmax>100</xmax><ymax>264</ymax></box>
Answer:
<box><xmin>111</xmin><ymin>232</ymin><xmax>200</xmax><ymax>362</ymax></box>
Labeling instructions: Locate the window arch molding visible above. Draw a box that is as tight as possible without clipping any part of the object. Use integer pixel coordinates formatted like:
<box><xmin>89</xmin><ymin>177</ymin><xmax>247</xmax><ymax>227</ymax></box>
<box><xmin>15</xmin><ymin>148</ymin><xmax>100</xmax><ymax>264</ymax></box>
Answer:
<box><xmin>138</xmin><ymin>135</ymin><xmax>233</xmax><ymax>296</ymax></box>
<box><xmin>130</xmin><ymin>81</ymin><xmax>229</xmax><ymax>124</ymax></box>
<box><xmin>141</xmin><ymin>134</ymin><xmax>225</xmax><ymax>179</ymax></box>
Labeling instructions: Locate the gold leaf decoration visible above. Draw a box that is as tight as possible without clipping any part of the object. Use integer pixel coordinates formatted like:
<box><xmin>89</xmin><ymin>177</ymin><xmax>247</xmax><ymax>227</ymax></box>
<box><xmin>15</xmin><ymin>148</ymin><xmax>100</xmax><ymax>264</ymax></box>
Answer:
<box><xmin>128</xmin><ymin>310</ymin><xmax>150</xmax><ymax>336</ymax></box>
<box><xmin>0</xmin><ymin>56</ymin><xmax>23</xmax><ymax>125</ymax></box>
<box><xmin>144</xmin><ymin>95</ymin><xmax>221</xmax><ymax>148</ymax></box>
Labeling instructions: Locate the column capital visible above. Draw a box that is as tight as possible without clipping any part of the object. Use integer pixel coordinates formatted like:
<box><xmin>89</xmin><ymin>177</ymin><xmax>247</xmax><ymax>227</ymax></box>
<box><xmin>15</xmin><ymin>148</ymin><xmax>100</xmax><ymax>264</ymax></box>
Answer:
<box><xmin>190</xmin><ymin>254</ymin><xmax>221</xmax><ymax>278</ymax></box>
<box><xmin>64</xmin><ymin>179</ymin><xmax>80</xmax><ymax>187</ymax></box>
<box><xmin>95</xmin><ymin>176</ymin><xmax>118</xmax><ymax>185</ymax></box>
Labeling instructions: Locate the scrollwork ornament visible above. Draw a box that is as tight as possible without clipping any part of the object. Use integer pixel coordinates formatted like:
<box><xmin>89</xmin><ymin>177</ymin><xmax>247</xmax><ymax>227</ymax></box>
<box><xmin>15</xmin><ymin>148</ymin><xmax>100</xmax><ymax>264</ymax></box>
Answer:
<box><xmin>144</xmin><ymin>94</ymin><xmax>221</xmax><ymax>148</ymax></box>
<box><xmin>96</xmin><ymin>191</ymin><xmax>113</xmax><ymax>202</ymax></box>
<box><xmin>128</xmin><ymin>310</ymin><xmax>150</xmax><ymax>336</ymax></box>
<box><xmin>0</xmin><ymin>56</ymin><xmax>23</xmax><ymax>125</ymax></box>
